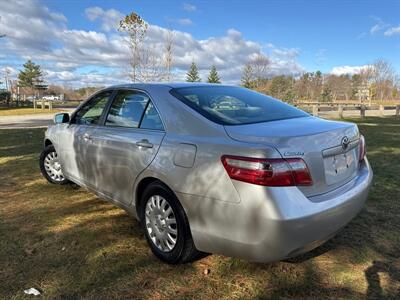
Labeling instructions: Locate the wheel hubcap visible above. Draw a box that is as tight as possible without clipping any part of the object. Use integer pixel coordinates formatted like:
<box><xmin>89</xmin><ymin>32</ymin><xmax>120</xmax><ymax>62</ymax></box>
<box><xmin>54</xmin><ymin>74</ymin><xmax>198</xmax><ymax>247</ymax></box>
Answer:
<box><xmin>145</xmin><ymin>195</ymin><xmax>178</xmax><ymax>252</ymax></box>
<box><xmin>44</xmin><ymin>151</ymin><xmax>65</xmax><ymax>182</ymax></box>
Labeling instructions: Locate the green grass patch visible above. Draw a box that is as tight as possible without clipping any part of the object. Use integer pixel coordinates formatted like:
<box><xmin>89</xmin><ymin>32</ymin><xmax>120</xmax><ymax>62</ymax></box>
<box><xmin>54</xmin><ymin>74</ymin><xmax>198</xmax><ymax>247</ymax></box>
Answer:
<box><xmin>0</xmin><ymin>117</ymin><xmax>399</xmax><ymax>299</ymax></box>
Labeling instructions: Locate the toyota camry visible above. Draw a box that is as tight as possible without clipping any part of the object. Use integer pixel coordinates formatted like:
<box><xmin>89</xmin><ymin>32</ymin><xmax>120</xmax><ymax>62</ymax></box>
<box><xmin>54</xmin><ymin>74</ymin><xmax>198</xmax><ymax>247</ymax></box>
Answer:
<box><xmin>39</xmin><ymin>83</ymin><xmax>373</xmax><ymax>264</ymax></box>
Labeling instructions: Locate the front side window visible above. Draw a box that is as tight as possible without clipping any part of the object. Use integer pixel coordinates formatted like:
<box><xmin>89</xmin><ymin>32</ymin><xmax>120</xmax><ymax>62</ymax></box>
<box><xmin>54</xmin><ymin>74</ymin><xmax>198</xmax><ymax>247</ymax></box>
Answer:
<box><xmin>170</xmin><ymin>86</ymin><xmax>309</xmax><ymax>125</ymax></box>
<box><xmin>105</xmin><ymin>90</ymin><xmax>148</xmax><ymax>128</ymax></box>
<box><xmin>72</xmin><ymin>91</ymin><xmax>112</xmax><ymax>125</ymax></box>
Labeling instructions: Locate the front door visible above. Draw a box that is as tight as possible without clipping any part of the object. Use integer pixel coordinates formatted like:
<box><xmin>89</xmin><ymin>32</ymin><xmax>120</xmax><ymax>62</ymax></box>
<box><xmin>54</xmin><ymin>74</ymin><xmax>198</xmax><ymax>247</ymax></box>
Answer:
<box><xmin>57</xmin><ymin>90</ymin><xmax>113</xmax><ymax>185</ymax></box>
<box><xmin>87</xmin><ymin>89</ymin><xmax>165</xmax><ymax>206</ymax></box>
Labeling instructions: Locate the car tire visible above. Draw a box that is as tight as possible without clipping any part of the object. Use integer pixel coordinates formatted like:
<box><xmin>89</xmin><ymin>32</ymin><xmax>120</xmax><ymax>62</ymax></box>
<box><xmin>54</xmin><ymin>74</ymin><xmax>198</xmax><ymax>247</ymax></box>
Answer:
<box><xmin>140</xmin><ymin>181</ymin><xmax>201</xmax><ymax>264</ymax></box>
<box><xmin>39</xmin><ymin>145</ymin><xmax>70</xmax><ymax>185</ymax></box>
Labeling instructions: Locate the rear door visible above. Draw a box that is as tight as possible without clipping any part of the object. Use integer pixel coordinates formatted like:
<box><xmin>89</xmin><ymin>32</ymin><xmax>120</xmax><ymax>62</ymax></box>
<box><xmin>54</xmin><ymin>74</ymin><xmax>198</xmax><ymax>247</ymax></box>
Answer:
<box><xmin>57</xmin><ymin>90</ymin><xmax>113</xmax><ymax>184</ymax></box>
<box><xmin>87</xmin><ymin>89</ymin><xmax>165</xmax><ymax>206</ymax></box>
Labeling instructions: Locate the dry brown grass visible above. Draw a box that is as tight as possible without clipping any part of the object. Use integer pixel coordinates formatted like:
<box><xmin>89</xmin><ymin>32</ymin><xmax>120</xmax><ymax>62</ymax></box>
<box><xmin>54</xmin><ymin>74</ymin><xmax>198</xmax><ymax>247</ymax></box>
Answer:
<box><xmin>0</xmin><ymin>117</ymin><xmax>399</xmax><ymax>299</ymax></box>
<box><xmin>0</xmin><ymin>108</ymin><xmax>62</xmax><ymax>116</ymax></box>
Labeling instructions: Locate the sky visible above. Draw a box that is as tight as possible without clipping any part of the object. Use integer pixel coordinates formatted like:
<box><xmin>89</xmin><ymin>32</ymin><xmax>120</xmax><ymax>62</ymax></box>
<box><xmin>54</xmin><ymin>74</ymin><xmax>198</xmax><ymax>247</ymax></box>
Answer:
<box><xmin>0</xmin><ymin>0</ymin><xmax>399</xmax><ymax>87</ymax></box>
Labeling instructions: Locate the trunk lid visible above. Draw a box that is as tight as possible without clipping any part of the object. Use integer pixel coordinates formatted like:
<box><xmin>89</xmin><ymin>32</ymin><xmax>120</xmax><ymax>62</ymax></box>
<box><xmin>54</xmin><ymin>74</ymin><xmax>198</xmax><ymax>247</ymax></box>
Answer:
<box><xmin>224</xmin><ymin>116</ymin><xmax>360</xmax><ymax>197</ymax></box>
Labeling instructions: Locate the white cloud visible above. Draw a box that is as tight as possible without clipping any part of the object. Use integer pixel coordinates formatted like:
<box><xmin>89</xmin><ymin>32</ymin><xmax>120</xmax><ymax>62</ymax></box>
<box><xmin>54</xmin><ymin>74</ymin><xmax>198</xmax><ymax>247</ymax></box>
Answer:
<box><xmin>330</xmin><ymin>65</ymin><xmax>371</xmax><ymax>76</ymax></box>
<box><xmin>263</xmin><ymin>44</ymin><xmax>304</xmax><ymax>76</ymax></box>
<box><xmin>368</xmin><ymin>17</ymin><xmax>400</xmax><ymax>37</ymax></box>
<box><xmin>177</xmin><ymin>18</ymin><xmax>193</xmax><ymax>26</ymax></box>
<box><xmin>44</xmin><ymin>69</ymin><xmax>126</xmax><ymax>87</ymax></box>
<box><xmin>370</xmin><ymin>17</ymin><xmax>387</xmax><ymax>35</ymax></box>
<box><xmin>182</xmin><ymin>3</ymin><xmax>197</xmax><ymax>12</ymax></box>
<box><xmin>0</xmin><ymin>1</ymin><xmax>305</xmax><ymax>86</ymax></box>
<box><xmin>165</xmin><ymin>17</ymin><xmax>194</xmax><ymax>27</ymax></box>
<box><xmin>85</xmin><ymin>6</ymin><xmax>103</xmax><ymax>21</ymax></box>
<box><xmin>384</xmin><ymin>26</ymin><xmax>400</xmax><ymax>36</ymax></box>
<box><xmin>370</xmin><ymin>24</ymin><xmax>383</xmax><ymax>35</ymax></box>
<box><xmin>85</xmin><ymin>6</ymin><xmax>123</xmax><ymax>32</ymax></box>
<box><xmin>0</xmin><ymin>0</ymin><xmax>66</xmax><ymax>52</ymax></box>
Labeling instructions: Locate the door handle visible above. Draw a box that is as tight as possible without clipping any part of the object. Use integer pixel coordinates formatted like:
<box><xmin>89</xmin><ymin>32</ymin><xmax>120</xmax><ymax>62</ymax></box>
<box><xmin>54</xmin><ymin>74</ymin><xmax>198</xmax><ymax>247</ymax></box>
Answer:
<box><xmin>136</xmin><ymin>139</ymin><xmax>153</xmax><ymax>148</ymax></box>
<box><xmin>83</xmin><ymin>133</ymin><xmax>92</xmax><ymax>142</ymax></box>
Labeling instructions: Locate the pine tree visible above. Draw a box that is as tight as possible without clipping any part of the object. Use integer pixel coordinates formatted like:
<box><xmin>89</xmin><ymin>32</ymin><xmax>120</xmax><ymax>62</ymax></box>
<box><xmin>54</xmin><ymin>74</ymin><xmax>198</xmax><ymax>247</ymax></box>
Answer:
<box><xmin>186</xmin><ymin>62</ymin><xmax>201</xmax><ymax>82</ymax></box>
<box><xmin>241</xmin><ymin>63</ymin><xmax>254</xmax><ymax>88</ymax></box>
<box><xmin>207</xmin><ymin>65</ymin><xmax>221</xmax><ymax>83</ymax></box>
<box><xmin>18</xmin><ymin>60</ymin><xmax>44</xmax><ymax>89</ymax></box>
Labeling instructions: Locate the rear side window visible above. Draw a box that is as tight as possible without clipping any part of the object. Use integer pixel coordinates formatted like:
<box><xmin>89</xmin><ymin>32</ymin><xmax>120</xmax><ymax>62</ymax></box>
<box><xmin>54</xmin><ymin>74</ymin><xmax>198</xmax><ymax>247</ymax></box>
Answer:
<box><xmin>140</xmin><ymin>102</ymin><xmax>164</xmax><ymax>131</ymax></box>
<box><xmin>105</xmin><ymin>90</ymin><xmax>164</xmax><ymax>130</ymax></box>
<box><xmin>170</xmin><ymin>86</ymin><xmax>308</xmax><ymax>125</ymax></box>
<box><xmin>105</xmin><ymin>90</ymin><xmax>149</xmax><ymax>128</ymax></box>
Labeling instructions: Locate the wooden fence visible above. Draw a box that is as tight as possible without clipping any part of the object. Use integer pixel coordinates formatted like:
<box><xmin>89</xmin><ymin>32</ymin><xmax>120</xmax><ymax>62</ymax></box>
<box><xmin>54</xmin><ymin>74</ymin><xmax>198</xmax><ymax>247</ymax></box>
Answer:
<box><xmin>26</xmin><ymin>98</ymin><xmax>400</xmax><ymax>118</ymax></box>
<box><xmin>295</xmin><ymin>102</ymin><xmax>400</xmax><ymax>118</ymax></box>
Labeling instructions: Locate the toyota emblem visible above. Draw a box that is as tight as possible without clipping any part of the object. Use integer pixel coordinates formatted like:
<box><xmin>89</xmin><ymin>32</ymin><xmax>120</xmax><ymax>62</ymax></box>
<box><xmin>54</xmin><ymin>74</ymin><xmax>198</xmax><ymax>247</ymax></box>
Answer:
<box><xmin>341</xmin><ymin>136</ymin><xmax>350</xmax><ymax>150</ymax></box>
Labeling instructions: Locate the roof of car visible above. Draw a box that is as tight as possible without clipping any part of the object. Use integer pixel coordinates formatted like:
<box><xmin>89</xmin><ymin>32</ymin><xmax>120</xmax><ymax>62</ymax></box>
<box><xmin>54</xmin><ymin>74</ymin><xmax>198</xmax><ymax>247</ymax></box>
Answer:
<box><xmin>108</xmin><ymin>82</ymin><xmax>234</xmax><ymax>90</ymax></box>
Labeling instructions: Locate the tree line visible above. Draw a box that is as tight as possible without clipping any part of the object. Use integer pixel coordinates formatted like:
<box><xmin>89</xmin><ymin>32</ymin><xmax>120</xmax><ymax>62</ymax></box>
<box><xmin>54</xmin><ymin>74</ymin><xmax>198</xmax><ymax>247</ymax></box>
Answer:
<box><xmin>1</xmin><ymin>10</ymin><xmax>399</xmax><ymax>104</ymax></box>
<box><xmin>118</xmin><ymin>11</ymin><xmax>399</xmax><ymax>102</ymax></box>
<box><xmin>3</xmin><ymin>57</ymin><xmax>399</xmax><ymax>104</ymax></box>
<box><xmin>241</xmin><ymin>58</ymin><xmax>398</xmax><ymax>102</ymax></box>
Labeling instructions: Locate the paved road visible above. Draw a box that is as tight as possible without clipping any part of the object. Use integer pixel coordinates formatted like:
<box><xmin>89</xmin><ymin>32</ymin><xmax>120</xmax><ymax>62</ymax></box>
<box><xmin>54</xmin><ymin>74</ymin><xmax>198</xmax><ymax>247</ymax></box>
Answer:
<box><xmin>0</xmin><ymin>109</ymin><xmax>75</xmax><ymax>129</ymax></box>
<box><xmin>0</xmin><ymin>113</ymin><xmax>55</xmax><ymax>129</ymax></box>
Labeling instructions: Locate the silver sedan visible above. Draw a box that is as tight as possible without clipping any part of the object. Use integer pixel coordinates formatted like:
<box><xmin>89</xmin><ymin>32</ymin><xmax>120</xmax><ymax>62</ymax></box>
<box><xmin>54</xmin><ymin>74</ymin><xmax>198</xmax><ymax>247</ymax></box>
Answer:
<box><xmin>40</xmin><ymin>83</ymin><xmax>373</xmax><ymax>264</ymax></box>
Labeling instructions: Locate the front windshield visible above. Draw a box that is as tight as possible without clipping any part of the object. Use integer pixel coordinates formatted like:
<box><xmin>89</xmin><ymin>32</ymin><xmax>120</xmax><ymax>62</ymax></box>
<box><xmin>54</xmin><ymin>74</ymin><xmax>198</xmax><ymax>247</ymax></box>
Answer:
<box><xmin>170</xmin><ymin>86</ymin><xmax>309</xmax><ymax>125</ymax></box>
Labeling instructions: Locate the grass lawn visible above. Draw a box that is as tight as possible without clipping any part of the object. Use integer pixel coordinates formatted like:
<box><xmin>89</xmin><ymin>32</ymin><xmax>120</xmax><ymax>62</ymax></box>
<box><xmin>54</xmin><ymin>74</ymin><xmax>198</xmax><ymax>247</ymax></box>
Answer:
<box><xmin>0</xmin><ymin>107</ymin><xmax>63</xmax><ymax>116</ymax></box>
<box><xmin>0</xmin><ymin>117</ymin><xmax>399</xmax><ymax>299</ymax></box>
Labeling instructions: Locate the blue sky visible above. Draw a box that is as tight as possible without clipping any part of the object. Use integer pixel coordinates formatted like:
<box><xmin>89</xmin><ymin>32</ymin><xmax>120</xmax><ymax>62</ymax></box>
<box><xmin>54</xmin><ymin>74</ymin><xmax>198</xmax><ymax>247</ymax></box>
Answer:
<box><xmin>1</xmin><ymin>0</ymin><xmax>399</xmax><ymax>86</ymax></box>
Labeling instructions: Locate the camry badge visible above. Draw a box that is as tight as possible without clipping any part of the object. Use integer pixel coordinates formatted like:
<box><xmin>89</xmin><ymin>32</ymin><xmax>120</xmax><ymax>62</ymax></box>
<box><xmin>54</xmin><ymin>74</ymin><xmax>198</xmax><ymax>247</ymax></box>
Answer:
<box><xmin>284</xmin><ymin>151</ymin><xmax>304</xmax><ymax>157</ymax></box>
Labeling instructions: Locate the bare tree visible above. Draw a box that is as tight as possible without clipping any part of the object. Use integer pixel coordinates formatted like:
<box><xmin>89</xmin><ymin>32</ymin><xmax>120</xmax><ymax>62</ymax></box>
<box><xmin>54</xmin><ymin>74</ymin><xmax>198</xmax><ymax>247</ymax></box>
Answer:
<box><xmin>371</xmin><ymin>59</ymin><xmax>396</xmax><ymax>100</ymax></box>
<box><xmin>118</xmin><ymin>12</ymin><xmax>148</xmax><ymax>82</ymax></box>
<box><xmin>294</xmin><ymin>73</ymin><xmax>311</xmax><ymax>100</ymax></box>
<box><xmin>119</xmin><ymin>12</ymin><xmax>176</xmax><ymax>82</ymax></box>
<box><xmin>353</xmin><ymin>66</ymin><xmax>374</xmax><ymax>102</ymax></box>
<box><xmin>3</xmin><ymin>67</ymin><xmax>11</xmax><ymax>91</ymax></box>
<box><xmin>137</xmin><ymin>46</ymin><xmax>166</xmax><ymax>82</ymax></box>
<box><xmin>325</xmin><ymin>74</ymin><xmax>352</xmax><ymax>101</ymax></box>
<box><xmin>164</xmin><ymin>29</ymin><xmax>174</xmax><ymax>82</ymax></box>
<box><xmin>251</xmin><ymin>53</ymin><xmax>270</xmax><ymax>86</ymax></box>
<box><xmin>240</xmin><ymin>54</ymin><xmax>270</xmax><ymax>88</ymax></box>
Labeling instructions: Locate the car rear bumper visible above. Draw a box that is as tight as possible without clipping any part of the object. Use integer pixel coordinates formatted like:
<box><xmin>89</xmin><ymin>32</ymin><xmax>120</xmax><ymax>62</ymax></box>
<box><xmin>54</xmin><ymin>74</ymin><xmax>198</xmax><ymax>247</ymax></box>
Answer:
<box><xmin>178</xmin><ymin>157</ymin><xmax>373</xmax><ymax>262</ymax></box>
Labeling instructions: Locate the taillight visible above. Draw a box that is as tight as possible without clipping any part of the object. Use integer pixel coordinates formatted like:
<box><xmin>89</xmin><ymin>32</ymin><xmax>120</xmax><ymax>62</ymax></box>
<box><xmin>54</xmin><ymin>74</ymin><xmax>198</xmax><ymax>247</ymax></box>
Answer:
<box><xmin>359</xmin><ymin>135</ymin><xmax>366</xmax><ymax>162</ymax></box>
<box><xmin>221</xmin><ymin>155</ymin><xmax>312</xmax><ymax>187</ymax></box>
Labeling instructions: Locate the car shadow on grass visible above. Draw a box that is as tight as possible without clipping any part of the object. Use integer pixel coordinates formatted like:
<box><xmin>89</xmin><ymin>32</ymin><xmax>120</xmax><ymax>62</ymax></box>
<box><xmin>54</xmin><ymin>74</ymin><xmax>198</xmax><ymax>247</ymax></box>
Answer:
<box><xmin>1</xmin><ymin>119</ymin><xmax>400</xmax><ymax>298</ymax></box>
<box><xmin>365</xmin><ymin>260</ymin><xmax>400</xmax><ymax>299</ymax></box>
<box><xmin>1</xmin><ymin>151</ymin><xmax>202</xmax><ymax>298</ymax></box>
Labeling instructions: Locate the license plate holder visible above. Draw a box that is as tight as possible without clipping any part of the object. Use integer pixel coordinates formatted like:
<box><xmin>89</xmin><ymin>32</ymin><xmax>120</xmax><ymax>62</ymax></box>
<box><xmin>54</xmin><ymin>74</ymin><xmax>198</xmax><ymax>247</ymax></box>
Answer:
<box><xmin>324</xmin><ymin>149</ymin><xmax>357</xmax><ymax>185</ymax></box>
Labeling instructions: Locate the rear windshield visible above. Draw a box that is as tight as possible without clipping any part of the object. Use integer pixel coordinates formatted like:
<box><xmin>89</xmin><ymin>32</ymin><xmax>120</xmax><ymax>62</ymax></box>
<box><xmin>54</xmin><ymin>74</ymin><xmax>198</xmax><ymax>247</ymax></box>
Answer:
<box><xmin>170</xmin><ymin>86</ymin><xmax>308</xmax><ymax>125</ymax></box>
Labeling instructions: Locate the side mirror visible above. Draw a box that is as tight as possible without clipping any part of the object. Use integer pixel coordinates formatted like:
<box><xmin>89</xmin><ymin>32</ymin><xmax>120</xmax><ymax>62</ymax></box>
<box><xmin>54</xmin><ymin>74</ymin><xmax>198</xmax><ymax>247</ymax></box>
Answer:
<box><xmin>54</xmin><ymin>113</ymin><xmax>70</xmax><ymax>124</ymax></box>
